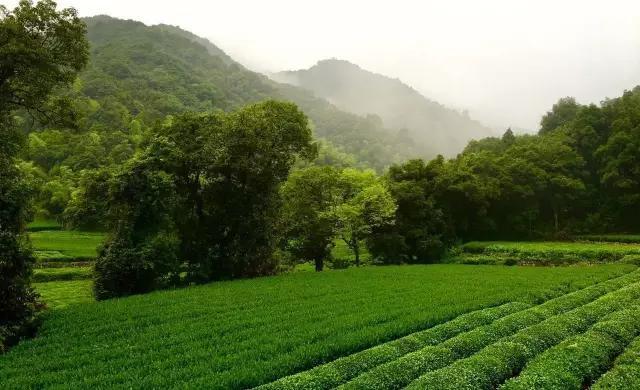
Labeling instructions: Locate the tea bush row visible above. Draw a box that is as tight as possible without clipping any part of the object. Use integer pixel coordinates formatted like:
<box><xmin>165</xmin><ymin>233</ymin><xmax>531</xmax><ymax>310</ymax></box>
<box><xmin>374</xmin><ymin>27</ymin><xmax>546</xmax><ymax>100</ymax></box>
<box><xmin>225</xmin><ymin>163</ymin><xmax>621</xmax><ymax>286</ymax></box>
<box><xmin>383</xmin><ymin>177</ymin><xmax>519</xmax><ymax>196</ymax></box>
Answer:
<box><xmin>336</xmin><ymin>271</ymin><xmax>640</xmax><ymax>389</ymax></box>
<box><xmin>405</xmin><ymin>280</ymin><xmax>640</xmax><ymax>389</ymax></box>
<box><xmin>592</xmin><ymin>336</ymin><xmax>640</xmax><ymax>389</ymax></box>
<box><xmin>501</xmin><ymin>308</ymin><xmax>640</xmax><ymax>389</ymax></box>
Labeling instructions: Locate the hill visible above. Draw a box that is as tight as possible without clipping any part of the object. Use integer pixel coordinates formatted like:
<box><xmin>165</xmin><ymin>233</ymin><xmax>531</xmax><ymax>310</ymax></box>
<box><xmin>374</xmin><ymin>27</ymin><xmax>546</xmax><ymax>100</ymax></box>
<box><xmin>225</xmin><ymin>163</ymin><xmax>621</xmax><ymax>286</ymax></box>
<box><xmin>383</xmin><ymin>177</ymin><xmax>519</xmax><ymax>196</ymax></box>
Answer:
<box><xmin>65</xmin><ymin>16</ymin><xmax>424</xmax><ymax>170</ymax></box>
<box><xmin>273</xmin><ymin>59</ymin><xmax>495</xmax><ymax>156</ymax></box>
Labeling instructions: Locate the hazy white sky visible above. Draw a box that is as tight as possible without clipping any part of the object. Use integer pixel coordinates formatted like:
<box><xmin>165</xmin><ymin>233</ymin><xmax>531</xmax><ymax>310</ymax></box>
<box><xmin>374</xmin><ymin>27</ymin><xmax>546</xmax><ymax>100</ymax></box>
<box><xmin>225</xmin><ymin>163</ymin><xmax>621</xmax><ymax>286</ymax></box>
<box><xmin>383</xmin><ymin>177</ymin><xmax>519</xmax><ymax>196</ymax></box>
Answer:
<box><xmin>10</xmin><ymin>0</ymin><xmax>640</xmax><ymax>131</ymax></box>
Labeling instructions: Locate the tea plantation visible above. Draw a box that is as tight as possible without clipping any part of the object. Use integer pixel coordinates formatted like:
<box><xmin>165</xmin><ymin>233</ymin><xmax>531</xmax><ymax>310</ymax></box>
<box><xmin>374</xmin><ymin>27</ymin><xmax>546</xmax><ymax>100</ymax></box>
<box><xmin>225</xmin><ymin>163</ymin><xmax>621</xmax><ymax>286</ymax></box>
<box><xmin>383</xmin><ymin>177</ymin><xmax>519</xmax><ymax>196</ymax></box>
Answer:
<box><xmin>1</xmin><ymin>264</ymin><xmax>634</xmax><ymax>389</ymax></box>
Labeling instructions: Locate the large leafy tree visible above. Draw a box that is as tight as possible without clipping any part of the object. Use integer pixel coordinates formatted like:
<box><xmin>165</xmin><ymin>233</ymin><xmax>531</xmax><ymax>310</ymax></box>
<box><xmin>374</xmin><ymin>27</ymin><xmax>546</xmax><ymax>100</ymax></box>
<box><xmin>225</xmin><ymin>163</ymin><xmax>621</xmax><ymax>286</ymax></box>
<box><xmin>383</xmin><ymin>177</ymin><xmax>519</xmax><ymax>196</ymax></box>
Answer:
<box><xmin>335</xmin><ymin>169</ymin><xmax>397</xmax><ymax>267</ymax></box>
<box><xmin>94</xmin><ymin>100</ymin><xmax>316</xmax><ymax>298</ymax></box>
<box><xmin>369</xmin><ymin>159</ymin><xmax>450</xmax><ymax>264</ymax></box>
<box><xmin>279</xmin><ymin>166</ymin><xmax>342</xmax><ymax>271</ymax></box>
<box><xmin>539</xmin><ymin>97</ymin><xmax>580</xmax><ymax>134</ymax></box>
<box><xmin>0</xmin><ymin>0</ymin><xmax>88</xmax><ymax>350</ymax></box>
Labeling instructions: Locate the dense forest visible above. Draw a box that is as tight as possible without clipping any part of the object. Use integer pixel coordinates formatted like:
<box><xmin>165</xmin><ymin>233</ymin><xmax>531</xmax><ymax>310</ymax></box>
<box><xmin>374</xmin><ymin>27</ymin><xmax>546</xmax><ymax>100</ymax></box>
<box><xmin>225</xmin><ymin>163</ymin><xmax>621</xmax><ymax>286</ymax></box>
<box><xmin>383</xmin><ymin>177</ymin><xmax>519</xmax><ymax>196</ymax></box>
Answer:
<box><xmin>273</xmin><ymin>59</ymin><xmax>493</xmax><ymax>156</ymax></box>
<box><xmin>2</xmin><ymin>0</ymin><xmax>640</xmax><ymax>352</ymax></box>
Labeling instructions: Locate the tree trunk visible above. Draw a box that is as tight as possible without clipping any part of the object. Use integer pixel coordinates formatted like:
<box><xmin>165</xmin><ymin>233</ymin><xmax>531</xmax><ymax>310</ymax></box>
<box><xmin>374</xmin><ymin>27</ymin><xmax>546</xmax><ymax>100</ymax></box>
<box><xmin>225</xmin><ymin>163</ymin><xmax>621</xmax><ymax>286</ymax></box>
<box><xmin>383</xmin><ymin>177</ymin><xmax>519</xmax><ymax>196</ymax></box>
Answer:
<box><xmin>314</xmin><ymin>258</ymin><xmax>323</xmax><ymax>272</ymax></box>
<box><xmin>553</xmin><ymin>208</ymin><xmax>559</xmax><ymax>234</ymax></box>
<box><xmin>354</xmin><ymin>239</ymin><xmax>360</xmax><ymax>267</ymax></box>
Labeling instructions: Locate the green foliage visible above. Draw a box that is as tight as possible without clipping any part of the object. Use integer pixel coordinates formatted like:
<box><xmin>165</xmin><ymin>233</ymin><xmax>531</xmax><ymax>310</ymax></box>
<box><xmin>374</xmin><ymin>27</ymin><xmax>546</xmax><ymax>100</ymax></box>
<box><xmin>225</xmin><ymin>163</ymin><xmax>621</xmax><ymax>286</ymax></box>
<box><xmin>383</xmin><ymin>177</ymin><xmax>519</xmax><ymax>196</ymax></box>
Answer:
<box><xmin>94</xmin><ymin>100</ymin><xmax>315</xmax><ymax>297</ymax></box>
<box><xmin>369</xmin><ymin>159</ymin><xmax>451</xmax><ymax>264</ymax></box>
<box><xmin>455</xmin><ymin>241</ymin><xmax>640</xmax><ymax>265</ymax></box>
<box><xmin>0</xmin><ymin>0</ymin><xmax>88</xmax><ymax>352</ymax></box>
<box><xmin>540</xmin><ymin>97</ymin><xmax>580</xmax><ymax>134</ymax></box>
<box><xmin>0</xmin><ymin>0</ymin><xmax>88</xmax><ymax>122</ymax></box>
<box><xmin>576</xmin><ymin>234</ymin><xmax>640</xmax><ymax>244</ymax></box>
<box><xmin>93</xmin><ymin>158</ymin><xmax>180</xmax><ymax>299</ymax></box>
<box><xmin>280</xmin><ymin>166</ymin><xmax>343</xmax><ymax>271</ymax></box>
<box><xmin>501</xmin><ymin>308</ymin><xmax>640</xmax><ymax>389</ymax></box>
<box><xmin>335</xmin><ymin>169</ymin><xmax>397</xmax><ymax>266</ymax></box>
<box><xmin>592</xmin><ymin>336</ymin><xmax>640</xmax><ymax>389</ymax></box>
<box><xmin>262</xmin><ymin>303</ymin><xmax>528</xmax><ymax>390</ymax></box>
<box><xmin>1</xmin><ymin>264</ymin><xmax>631</xmax><ymax>388</ymax></box>
<box><xmin>26</xmin><ymin>219</ymin><xmax>61</xmax><ymax>232</ymax></box>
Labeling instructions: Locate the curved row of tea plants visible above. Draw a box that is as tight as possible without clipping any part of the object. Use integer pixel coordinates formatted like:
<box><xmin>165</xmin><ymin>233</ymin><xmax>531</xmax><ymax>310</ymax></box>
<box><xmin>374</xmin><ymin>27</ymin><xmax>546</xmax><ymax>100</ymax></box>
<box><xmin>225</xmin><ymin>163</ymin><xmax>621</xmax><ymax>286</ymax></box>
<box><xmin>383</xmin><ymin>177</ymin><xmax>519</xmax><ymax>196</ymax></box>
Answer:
<box><xmin>501</xmin><ymin>307</ymin><xmax>640</xmax><ymax>389</ymax></box>
<box><xmin>257</xmin><ymin>302</ymin><xmax>530</xmax><ymax>390</ymax></box>
<box><xmin>592</xmin><ymin>336</ymin><xmax>640</xmax><ymax>389</ymax></box>
<box><xmin>404</xmin><ymin>280</ymin><xmax>640</xmax><ymax>389</ymax></box>
<box><xmin>260</xmin><ymin>269</ymin><xmax>640</xmax><ymax>389</ymax></box>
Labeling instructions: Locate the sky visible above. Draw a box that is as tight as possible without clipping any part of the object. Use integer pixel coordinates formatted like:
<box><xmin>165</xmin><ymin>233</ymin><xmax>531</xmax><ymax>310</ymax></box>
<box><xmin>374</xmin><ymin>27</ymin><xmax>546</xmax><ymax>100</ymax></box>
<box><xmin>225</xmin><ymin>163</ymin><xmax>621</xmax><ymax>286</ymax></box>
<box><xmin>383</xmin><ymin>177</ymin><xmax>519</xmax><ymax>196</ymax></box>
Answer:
<box><xmin>10</xmin><ymin>0</ymin><xmax>640</xmax><ymax>131</ymax></box>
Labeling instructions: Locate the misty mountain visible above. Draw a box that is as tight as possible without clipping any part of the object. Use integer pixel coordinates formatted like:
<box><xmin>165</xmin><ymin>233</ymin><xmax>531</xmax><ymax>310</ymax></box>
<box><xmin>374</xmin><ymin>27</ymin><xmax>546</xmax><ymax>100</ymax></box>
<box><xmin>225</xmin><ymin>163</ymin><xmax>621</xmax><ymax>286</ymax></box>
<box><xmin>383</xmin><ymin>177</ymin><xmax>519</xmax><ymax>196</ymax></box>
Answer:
<box><xmin>273</xmin><ymin>59</ymin><xmax>495</xmax><ymax>156</ymax></box>
<box><xmin>77</xmin><ymin>16</ymin><xmax>422</xmax><ymax>170</ymax></box>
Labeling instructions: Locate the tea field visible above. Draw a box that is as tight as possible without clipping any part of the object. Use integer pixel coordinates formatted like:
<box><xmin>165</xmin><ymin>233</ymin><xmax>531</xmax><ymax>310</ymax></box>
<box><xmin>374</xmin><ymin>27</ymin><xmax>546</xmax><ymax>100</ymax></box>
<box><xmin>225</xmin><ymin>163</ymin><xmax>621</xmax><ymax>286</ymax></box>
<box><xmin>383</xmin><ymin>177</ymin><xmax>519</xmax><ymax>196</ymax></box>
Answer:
<box><xmin>453</xmin><ymin>240</ymin><xmax>640</xmax><ymax>265</ymax></box>
<box><xmin>30</xmin><ymin>230</ymin><xmax>106</xmax><ymax>263</ymax></box>
<box><xmin>1</xmin><ymin>264</ymin><xmax>634</xmax><ymax>389</ymax></box>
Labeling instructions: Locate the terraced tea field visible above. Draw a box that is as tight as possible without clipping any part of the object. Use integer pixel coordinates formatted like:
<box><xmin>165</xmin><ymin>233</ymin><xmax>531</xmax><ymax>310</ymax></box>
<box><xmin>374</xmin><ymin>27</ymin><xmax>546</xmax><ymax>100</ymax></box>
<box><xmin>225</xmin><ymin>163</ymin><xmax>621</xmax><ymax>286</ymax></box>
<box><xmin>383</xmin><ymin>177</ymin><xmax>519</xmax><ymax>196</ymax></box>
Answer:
<box><xmin>29</xmin><ymin>230</ymin><xmax>106</xmax><ymax>263</ymax></box>
<box><xmin>262</xmin><ymin>268</ymin><xmax>640</xmax><ymax>389</ymax></box>
<box><xmin>454</xmin><ymin>240</ymin><xmax>640</xmax><ymax>265</ymax></box>
<box><xmin>0</xmin><ymin>264</ymin><xmax>633</xmax><ymax>389</ymax></box>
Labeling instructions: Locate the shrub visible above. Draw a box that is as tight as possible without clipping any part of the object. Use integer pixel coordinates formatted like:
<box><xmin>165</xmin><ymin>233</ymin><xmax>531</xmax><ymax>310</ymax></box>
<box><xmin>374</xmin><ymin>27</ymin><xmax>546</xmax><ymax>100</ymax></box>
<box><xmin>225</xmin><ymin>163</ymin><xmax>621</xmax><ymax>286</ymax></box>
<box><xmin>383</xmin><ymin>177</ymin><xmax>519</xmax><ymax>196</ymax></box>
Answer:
<box><xmin>94</xmin><ymin>230</ymin><xmax>180</xmax><ymax>300</ymax></box>
<box><xmin>0</xmin><ymin>232</ymin><xmax>42</xmax><ymax>352</ymax></box>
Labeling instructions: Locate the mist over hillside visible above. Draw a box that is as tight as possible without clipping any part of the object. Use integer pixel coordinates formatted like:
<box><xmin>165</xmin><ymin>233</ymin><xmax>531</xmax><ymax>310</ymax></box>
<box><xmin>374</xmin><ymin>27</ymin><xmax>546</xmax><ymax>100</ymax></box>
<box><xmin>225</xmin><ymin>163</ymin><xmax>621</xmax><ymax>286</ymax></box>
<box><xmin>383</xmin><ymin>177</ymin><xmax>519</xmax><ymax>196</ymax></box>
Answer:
<box><xmin>77</xmin><ymin>16</ymin><xmax>425</xmax><ymax>170</ymax></box>
<box><xmin>273</xmin><ymin>59</ymin><xmax>495</xmax><ymax>156</ymax></box>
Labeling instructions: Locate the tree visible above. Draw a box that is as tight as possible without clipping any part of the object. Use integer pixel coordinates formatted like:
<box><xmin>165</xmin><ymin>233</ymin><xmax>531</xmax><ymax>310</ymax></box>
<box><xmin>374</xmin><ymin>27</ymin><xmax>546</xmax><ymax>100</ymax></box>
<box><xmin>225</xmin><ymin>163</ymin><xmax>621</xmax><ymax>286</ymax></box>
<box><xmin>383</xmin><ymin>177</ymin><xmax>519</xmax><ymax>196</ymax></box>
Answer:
<box><xmin>0</xmin><ymin>0</ymin><xmax>88</xmax><ymax>350</ymax></box>
<box><xmin>93</xmin><ymin>158</ymin><xmax>180</xmax><ymax>300</ymax></box>
<box><xmin>335</xmin><ymin>169</ymin><xmax>396</xmax><ymax>266</ymax></box>
<box><xmin>94</xmin><ymin>100</ymin><xmax>316</xmax><ymax>298</ymax></box>
<box><xmin>280</xmin><ymin>166</ymin><xmax>343</xmax><ymax>271</ymax></box>
<box><xmin>539</xmin><ymin>97</ymin><xmax>580</xmax><ymax>134</ymax></box>
<box><xmin>0</xmin><ymin>0</ymin><xmax>88</xmax><ymax>123</ymax></box>
<box><xmin>369</xmin><ymin>159</ymin><xmax>450</xmax><ymax>264</ymax></box>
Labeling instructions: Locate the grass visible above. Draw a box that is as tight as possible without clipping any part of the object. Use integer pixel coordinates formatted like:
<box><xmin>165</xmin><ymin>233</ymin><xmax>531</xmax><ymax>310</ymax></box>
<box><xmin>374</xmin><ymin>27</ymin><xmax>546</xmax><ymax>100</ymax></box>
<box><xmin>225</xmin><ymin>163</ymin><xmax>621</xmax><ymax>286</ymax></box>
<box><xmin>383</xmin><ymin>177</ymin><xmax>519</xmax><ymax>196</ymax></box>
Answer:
<box><xmin>453</xmin><ymin>241</ymin><xmax>640</xmax><ymax>265</ymax></box>
<box><xmin>26</xmin><ymin>219</ymin><xmax>62</xmax><ymax>232</ymax></box>
<box><xmin>29</xmin><ymin>230</ymin><xmax>106</xmax><ymax>262</ymax></box>
<box><xmin>33</xmin><ymin>280</ymin><xmax>94</xmax><ymax>310</ymax></box>
<box><xmin>32</xmin><ymin>267</ymin><xmax>93</xmax><ymax>283</ymax></box>
<box><xmin>0</xmin><ymin>264</ymin><xmax>634</xmax><ymax>389</ymax></box>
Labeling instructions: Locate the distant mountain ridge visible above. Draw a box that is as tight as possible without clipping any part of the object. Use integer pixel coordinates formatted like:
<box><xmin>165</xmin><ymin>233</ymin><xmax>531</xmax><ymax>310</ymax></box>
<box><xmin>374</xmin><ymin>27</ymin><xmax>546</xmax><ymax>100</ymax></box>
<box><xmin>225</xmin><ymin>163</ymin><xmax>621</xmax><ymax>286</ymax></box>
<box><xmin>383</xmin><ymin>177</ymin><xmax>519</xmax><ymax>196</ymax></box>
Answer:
<box><xmin>273</xmin><ymin>59</ymin><xmax>494</xmax><ymax>156</ymax></box>
<box><xmin>77</xmin><ymin>16</ymin><xmax>424</xmax><ymax>170</ymax></box>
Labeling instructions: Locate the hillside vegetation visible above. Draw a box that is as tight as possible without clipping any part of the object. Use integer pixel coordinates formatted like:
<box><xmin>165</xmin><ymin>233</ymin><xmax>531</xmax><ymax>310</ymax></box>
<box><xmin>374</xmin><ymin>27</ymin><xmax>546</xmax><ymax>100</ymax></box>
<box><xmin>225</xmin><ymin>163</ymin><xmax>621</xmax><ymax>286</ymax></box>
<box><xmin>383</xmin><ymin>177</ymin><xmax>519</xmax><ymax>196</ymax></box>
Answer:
<box><xmin>274</xmin><ymin>59</ymin><xmax>493</xmax><ymax>156</ymax></box>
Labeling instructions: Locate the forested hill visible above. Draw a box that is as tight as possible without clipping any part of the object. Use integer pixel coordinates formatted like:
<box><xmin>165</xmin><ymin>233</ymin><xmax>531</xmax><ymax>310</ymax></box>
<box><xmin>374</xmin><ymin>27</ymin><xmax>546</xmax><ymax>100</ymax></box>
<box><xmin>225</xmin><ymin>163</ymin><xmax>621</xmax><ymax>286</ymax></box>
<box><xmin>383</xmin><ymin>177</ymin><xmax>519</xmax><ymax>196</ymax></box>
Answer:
<box><xmin>273</xmin><ymin>59</ymin><xmax>494</xmax><ymax>156</ymax></box>
<box><xmin>71</xmin><ymin>16</ymin><xmax>424</xmax><ymax>170</ymax></box>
